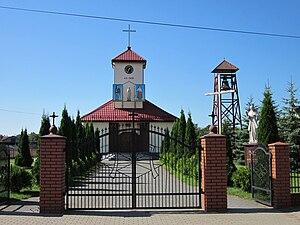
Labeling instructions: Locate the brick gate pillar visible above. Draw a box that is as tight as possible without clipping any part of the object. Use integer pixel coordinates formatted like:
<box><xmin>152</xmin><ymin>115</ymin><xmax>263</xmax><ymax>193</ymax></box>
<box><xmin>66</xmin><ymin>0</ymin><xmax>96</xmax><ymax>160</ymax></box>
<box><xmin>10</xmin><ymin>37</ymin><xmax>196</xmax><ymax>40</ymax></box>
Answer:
<box><xmin>201</xmin><ymin>129</ymin><xmax>227</xmax><ymax>212</ymax></box>
<box><xmin>40</xmin><ymin>133</ymin><xmax>66</xmax><ymax>214</ymax></box>
<box><xmin>269</xmin><ymin>142</ymin><xmax>291</xmax><ymax>208</ymax></box>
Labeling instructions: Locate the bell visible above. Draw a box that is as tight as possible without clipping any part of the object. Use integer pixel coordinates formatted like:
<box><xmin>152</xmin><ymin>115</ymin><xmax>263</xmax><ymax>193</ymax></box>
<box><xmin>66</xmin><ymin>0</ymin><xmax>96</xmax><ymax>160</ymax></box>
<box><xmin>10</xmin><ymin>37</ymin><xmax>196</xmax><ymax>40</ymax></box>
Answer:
<box><xmin>221</xmin><ymin>79</ymin><xmax>230</xmax><ymax>90</ymax></box>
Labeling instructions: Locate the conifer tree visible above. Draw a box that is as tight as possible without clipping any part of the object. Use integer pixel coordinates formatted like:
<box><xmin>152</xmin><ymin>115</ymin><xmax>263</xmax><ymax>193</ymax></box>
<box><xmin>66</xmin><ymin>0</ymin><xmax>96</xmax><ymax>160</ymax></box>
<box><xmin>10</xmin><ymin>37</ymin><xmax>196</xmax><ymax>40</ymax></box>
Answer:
<box><xmin>279</xmin><ymin>80</ymin><xmax>300</xmax><ymax>168</ymax></box>
<box><xmin>59</xmin><ymin>106</ymin><xmax>72</xmax><ymax>165</ymax></box>
<box><xmin>258</xmin><ymin>86</ymin><xmax>279</xmax><ymax>145</ymax></box>
<box><xmin>32</xmin><ymin>114</ymin><xmax>51</xmax><ymax>184</ymax></box>
<box><xmin>75</xmin><ymin>110</ymin><xmax>84</xmax><ymax>159</ymax></box>
<box><xmin>89</xmin><ymin>123</ymin><xmax>95</xmax><ymax>155</ymax></box>
<box><xmin>185</xmin><ymin>112</ymin><xmax>196</xmax><ymax>157</ymax></box>
<box><xmin>178</xmin><ymin>109</ymin><xmax>186</xmax><ymax>144</ymax></box>
<box><xmin>222</xmin><ymin>120</ymin><xmax>237</xmax><ymax>186</ymax></box>
<box><xmin>177</xmin><ymin>109</ymin><xmax>186</xmax><ymax>156</ymax></box>
<box><xmin>170</xmin><ymin>119</ymin><xmax>179</xmax><ymax>154</ymax></box>
<box><xmin>70</xmin><ymin>118</ymin><xmax>78</xmax><ymax>161</ymax></box>
<box><xmin>95</xmin><ymin>128</ymin><xmax>100</xmax><ymax>155</ymax></box>
<box><xmin>163</xmin><ymin>127</ymin><xmax>170</xmax><ymax>153</ymax></box>
<box><xmin>15</xmin><ymin>129</ymin><xmax>33</xmax><ymax>167</ymax></box>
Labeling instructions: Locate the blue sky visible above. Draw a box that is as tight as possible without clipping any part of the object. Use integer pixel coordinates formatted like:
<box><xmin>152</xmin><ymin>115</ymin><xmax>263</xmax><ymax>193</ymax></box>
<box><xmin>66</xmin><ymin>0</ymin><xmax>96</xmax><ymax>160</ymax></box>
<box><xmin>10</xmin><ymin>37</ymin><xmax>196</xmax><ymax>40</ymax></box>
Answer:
<box><xmin>1</xmin><ymin>1</ymin><xmax>300</xmax><ymax>135</ymax></box>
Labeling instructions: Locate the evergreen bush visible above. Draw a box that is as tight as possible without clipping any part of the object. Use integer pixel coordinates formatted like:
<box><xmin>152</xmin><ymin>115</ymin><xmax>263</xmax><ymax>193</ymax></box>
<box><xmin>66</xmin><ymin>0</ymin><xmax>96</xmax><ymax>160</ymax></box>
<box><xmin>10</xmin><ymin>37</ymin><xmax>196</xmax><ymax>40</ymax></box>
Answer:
<box><xmin>15</xmin><ymin>129</ymin><xmax>33</xmax><ymax>167</ymax></box>
<box><xmin>258</xmin><ymin>86</ymin><xmax>279</xmax><ymax>144</ymax></box>
<box><xmin>10</xmin><ymin>165</ymin><xmax>32</xmax><ymax>193</ymax></box>
<box><xmin>232</xmin><ymin>166</ymin><xmax>251</xmax><ymax>192</ymax></box>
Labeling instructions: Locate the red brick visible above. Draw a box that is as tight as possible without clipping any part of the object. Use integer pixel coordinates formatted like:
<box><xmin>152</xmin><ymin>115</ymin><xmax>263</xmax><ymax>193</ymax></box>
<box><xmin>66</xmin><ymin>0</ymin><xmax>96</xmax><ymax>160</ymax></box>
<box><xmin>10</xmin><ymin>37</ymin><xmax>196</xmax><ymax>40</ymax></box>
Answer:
<box><xmin>40</xmin><ymin>136</ymin><xmax>66</xmax><ymax>214</ymax></box>
<box><xmin>201</xmin><ymin>135</ymin><xmax>227</xmax><ymax>212</ymax></box>
<box><xmin>269</xmin><ymin>142</ymin><xmax>291</xmax><ymax>209</ymax></box>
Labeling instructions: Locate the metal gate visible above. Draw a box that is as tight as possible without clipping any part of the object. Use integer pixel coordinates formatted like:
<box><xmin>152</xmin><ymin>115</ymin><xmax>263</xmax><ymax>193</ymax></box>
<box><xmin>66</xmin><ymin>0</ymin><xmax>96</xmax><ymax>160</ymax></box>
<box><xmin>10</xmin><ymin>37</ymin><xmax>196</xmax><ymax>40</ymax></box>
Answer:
<box><xmin>0</xmin><ymin>144</ymin><xmax>10</xmax><ymax>205</ymax></box>
<box><xmin>251</xmin><ymin>145</ymin><xmax>272</xmax><ymax>206</ymax></box>
<box><xmin>66</xmin><ymin>123</ymin><xmax>201</xmax><ymax>210</ymax></box>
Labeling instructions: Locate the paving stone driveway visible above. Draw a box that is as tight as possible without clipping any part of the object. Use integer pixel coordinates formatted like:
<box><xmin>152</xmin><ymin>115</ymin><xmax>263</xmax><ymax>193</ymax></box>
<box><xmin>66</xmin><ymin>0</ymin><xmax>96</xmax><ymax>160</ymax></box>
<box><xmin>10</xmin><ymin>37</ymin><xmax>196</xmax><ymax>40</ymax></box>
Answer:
<box><xmin>1</xmin><ymin>196</ymin><xmax>300</xmax><ymax>225</ymax></box>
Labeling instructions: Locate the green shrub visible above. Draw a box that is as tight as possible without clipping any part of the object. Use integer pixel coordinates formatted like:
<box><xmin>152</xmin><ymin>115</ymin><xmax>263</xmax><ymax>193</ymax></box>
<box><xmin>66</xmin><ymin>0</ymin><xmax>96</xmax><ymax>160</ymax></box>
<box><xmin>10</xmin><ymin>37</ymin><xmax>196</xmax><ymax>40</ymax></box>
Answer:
<box><xmin>10</xmin><ymin>165</ymin><xmax>32</xmax><ymax>193</ymax></box>
<box><xmin>78</xmin><ymin>158</ymin><xmax>86</xmax><ymax>173</ymax></box>
<box><xmin>232</xmin><ymin>166</ymin><xmax>251</xmax><ymax>192</ymax></box>
<box><xmin>31</xmin><ymin>158</ymin><xmax>40</xmax><ymax>185</ymax></box>
<box><xmin>71</xmin><ymin>160</ymin><xmax>80</xmax><ymax>177</ymax></box>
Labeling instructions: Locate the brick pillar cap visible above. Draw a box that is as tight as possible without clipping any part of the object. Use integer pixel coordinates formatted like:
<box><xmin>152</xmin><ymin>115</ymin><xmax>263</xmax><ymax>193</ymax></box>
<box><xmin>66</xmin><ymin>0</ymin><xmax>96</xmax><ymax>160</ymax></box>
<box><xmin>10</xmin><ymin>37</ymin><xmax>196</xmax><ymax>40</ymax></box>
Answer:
<box><xmin>201</xmin><ymin>133</ymin><xmax>225</xmax><ymax>138</ymax></box>
<box><xmin>268</xmin><ymin>142</ymin><xmax>289</xmax><ymax>146</ymax></box>
<box><xmin>41</xmin><ymin>134</ymin><xmax>66</xmax><ymax>139</ymax></box>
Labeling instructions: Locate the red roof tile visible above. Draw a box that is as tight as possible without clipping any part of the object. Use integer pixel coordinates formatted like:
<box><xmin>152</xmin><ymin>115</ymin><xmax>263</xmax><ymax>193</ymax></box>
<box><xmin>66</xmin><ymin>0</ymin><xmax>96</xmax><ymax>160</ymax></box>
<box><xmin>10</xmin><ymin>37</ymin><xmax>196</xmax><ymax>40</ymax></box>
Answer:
<box><xmin>211</xmin><ymin>60</ymin><xmax>239</xmax><ymax>73</ymax></box>
<box><xmin>112</xmin><ymin>47</ymin><xmax>146</xmax><ymax>65</ymax></box>
<box><xmin>81</xmin><ymin>100</ymin><xmax>176</xmax><ymax>122</ymax></box>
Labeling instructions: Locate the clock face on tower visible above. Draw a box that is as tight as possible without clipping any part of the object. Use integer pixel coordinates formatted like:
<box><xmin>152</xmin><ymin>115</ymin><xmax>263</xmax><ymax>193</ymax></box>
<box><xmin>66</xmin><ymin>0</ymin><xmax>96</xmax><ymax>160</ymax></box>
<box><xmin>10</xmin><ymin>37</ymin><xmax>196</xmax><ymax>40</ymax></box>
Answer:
<box><xmin>124</xmin><ymin>65</ymin><xmax>134</xmax><ymax>74</ymax></box>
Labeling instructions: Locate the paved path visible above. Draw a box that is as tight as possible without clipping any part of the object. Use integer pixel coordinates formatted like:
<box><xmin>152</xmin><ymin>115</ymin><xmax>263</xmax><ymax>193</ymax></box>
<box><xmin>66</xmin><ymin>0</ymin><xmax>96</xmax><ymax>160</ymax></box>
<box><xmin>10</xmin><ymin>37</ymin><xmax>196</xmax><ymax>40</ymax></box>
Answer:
<box><xmin>1</xmin><ymin>196</ymin><xmax>300</xmax><ymax>225</ymax></box>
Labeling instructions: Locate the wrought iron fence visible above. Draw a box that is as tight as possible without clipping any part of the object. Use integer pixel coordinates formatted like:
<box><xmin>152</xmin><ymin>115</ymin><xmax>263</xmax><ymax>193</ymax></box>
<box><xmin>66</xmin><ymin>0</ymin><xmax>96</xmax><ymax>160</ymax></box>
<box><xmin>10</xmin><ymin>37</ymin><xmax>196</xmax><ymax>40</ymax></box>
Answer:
<box><xmin>0</xmin><ymin>144</ymin><xmax>10</xmax><ymax>205</ymax></box>
<box><xmin>290</xmin><ymin>149</ymin><xmax>300</xmax><ymax>193</ymax></box>
<box><xmin>251</xmin><ymin>145</ymin><xmax>272</xmax><ymax>206</ymax></box>
<box><xmin>66</xmin><ymin>125</ymin><xmax>201</xmax><ymax>210</ymax></box>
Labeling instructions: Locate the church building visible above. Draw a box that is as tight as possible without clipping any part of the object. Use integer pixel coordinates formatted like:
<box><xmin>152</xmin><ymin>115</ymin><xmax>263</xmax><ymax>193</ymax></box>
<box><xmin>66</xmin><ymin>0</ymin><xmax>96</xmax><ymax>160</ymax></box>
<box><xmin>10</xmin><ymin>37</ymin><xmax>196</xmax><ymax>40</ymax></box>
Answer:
<box><xmin>81</xmin><ymin>45</ymin><xmax>176</xmax><ymax>153</ymax></box>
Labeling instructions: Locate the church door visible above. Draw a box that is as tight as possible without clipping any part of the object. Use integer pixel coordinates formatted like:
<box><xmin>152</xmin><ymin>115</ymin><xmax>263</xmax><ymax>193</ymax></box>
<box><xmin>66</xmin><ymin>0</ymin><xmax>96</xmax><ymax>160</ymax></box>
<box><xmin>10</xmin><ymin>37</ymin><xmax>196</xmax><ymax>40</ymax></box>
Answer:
<box><xmin>109</xmin><ymin>122</ymin><xmax>149</xmax><ymax>153</ymax></box>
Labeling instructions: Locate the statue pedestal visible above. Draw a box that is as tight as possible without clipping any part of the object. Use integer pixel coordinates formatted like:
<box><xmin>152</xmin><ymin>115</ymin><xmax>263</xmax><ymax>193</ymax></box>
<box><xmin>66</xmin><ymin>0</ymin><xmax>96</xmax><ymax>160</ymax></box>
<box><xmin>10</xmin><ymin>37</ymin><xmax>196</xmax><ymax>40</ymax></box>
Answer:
<box><xmin>243</xmin><ymin>143</ymin><xmax>258</xmax><ymax>167</ymax></box>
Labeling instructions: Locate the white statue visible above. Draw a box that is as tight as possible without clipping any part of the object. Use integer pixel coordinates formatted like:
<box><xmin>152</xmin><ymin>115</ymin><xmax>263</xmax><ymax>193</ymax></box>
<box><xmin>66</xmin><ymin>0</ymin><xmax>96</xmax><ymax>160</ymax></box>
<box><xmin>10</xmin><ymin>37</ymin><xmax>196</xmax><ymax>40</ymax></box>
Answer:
<box><xmin>127</xmin><ymin>86</ymin><xmax>131</xmax><ymax>101</ymax></box>
<box><xmin>247</xmin><ymin>104</ymin><xmax>258</xmax><ymax>143</ymax></box>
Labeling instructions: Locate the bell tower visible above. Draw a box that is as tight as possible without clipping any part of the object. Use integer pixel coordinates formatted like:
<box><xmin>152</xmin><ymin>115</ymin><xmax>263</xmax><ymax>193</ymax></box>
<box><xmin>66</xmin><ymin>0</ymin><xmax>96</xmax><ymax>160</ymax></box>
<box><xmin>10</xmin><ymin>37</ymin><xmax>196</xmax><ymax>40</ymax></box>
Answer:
<box><xmin>112</xmin><ymin>26</ymin><xmax>146</xmax><ymax>109</ymax></box>
<box><xmin>112</xmin><ymin>47</ymin><xmax>146</xmax><ymax>109</ymax></box>
<box><xmin>208</xmin><ymin>60</ymin><xmax>242</xmax><ymax>134</ymax></box>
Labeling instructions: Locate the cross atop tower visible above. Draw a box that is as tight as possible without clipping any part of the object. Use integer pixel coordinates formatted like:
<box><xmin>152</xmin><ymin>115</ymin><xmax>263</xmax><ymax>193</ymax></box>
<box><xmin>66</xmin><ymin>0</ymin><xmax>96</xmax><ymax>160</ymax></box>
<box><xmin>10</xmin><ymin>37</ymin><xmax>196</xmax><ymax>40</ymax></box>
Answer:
<box><xmin>123</xmin><ymin>24</ymin><xmax>136</xmax><ymax>49</ymax></box>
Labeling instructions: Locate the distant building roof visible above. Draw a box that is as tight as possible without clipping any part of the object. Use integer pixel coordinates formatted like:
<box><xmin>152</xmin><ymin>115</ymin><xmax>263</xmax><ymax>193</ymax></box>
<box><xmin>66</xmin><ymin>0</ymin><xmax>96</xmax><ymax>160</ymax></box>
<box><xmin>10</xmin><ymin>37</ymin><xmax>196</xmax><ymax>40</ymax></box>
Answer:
<box><xmin>81</xmin><ymin>100</ymin><xmax>176</xmax><ymax>122</ymax></box>
<box><xmin>112</xmin><ymin>47</ymin><xmax>147</xmax><ymax>68</ymax></box>
<box><xmin>0</xmin><ymin>136</ymin><xmax>18</xmax><ymax>145</ymax></box>
<box><xmin>212</xmin><ymin>60</ymin><xmax>239</xmax><ymax>73</ymax></box>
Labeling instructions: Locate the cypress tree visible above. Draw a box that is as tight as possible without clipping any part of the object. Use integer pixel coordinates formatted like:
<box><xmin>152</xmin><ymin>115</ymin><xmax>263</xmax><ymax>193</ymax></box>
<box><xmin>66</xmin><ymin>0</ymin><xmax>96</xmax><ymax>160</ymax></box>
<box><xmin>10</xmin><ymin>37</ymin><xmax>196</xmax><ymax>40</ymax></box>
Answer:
<box><xmin>258</xmin><ymin>86</ymin><xmax>279</xmax><ymax>145</ymax></box>
<box><xmin>59</xmin><ymin>106</ymin><xmax>71</xmax><ymax>137</ymax></box>
<box><xmin>185</xmin><ymin>112</ymin><xmax>197</xmax><ymax>157</ymax></box>
<box><xmin>70</xmin><ymin>118</ymin><xmax>78</xmax><ymax>161</ymax></box>
<box><xmin>177</xmin><ymin>109</ymin><xmax>186</xmax><ymax>156</ymax></box>
<box><xmin>164</xmin><ymin>127</ymin><xmax>170</xmax><ymax>153</ymax></box>
<box><xmin>32</xmin><ymin>114</ymin><xmax>51</xmax><ymax>184</ymax></box>
<box><xmin>89</xmin><ymin>123</ymin><xmax>95</xmax><ymax>155</ymax></box>
<box><xmin>178</xmin><ymin>109</ymin><xmax>186</xmax><ymax>144</ymax></box>
<box><xmin>15</xmin><ymin>128</ymin><xmax>33</xmax><ymax>167</ymax></box>
<box><xmin>95</xmin><ymin>128</ymin><xmax>100</xmax><ymax>155</ymax></box>
<box><xmin>222</xmin><ymin>120</ymin><xmax>237</xmax><ymax>186</ymax></box>
<box><xmin>170</xmin><ymin>119</ymin><xmax>179</xmax><ymax>154</ymax></box>
<box><xmin>75</xmin><ymin>110</ymin><xmax>84</xmax><ymax>159</ymax></box>
<box><xmin>59</xmin><ymin>106</ymin><xmax>72</xmax><ymax>166</ymax></box>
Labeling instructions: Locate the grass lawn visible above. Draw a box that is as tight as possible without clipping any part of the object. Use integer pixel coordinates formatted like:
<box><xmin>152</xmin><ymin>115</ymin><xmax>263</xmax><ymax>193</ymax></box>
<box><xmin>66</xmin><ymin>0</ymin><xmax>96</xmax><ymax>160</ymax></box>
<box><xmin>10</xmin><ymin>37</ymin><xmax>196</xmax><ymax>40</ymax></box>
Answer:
<box><xmin>227</xmin><ymin>186</ymin><xmax>252</xmax><ymax>199</ymax></box>
<box><xmin>10</xmin><ymin>184</ymin><xmax>40</xmax><ymax>200</ymax></box>
<box><xmin>8</xmin><ymin>157</ymin><xmax>40</xmax><ymax>200</ymax></box>
<box><xmin>291</xmin><ymin>173</ymin><xmax>300</xmax><ymax>193</ymax></box>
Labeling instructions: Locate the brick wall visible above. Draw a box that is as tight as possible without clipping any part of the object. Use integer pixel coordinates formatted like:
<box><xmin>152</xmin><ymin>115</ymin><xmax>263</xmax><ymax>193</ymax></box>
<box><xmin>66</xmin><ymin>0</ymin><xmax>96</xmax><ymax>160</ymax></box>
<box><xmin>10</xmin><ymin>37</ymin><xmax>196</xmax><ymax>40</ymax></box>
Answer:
<box><xmin>40</xmin><ymin>134</ymin><xmax>66</xmax><ymax>214</ymax></box>
<box><xmin>201</xmin><ymin>134</ymin><xmax>227</xmax><ymax>212</ymax></box>
<box><xmin>269</xmin><ymin>142</ymin><xmax>291</xmax><ymax>209</ymax></box>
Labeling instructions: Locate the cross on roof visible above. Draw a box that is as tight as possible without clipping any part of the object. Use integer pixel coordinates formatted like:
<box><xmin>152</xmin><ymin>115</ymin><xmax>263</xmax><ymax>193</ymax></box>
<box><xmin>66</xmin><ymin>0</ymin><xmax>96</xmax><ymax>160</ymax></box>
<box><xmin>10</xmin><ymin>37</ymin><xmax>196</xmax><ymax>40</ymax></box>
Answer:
<box><xmin>50</xmin><ymin>112</ymin><xmax>58</xmax><ymax>126</ymax></box>
<box><xmin>123</xmin><ymin>24</ymin><xmax>136</xmax><ymax>48</ymax></box>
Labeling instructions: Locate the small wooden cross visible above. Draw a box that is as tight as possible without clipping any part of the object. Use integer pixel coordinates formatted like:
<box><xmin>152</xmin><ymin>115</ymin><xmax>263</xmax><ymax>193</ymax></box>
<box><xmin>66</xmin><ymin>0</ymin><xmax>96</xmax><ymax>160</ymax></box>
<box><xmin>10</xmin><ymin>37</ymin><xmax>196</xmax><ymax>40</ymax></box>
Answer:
<box><xmin>50</xmin><ymin>112</ymin><xmax>58</xmax><ymax>126</ymax></box>
<box><xmin>123</xmin><ymin>24</ymin><xmax>136</xmax><ymax>48</ymax></box>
